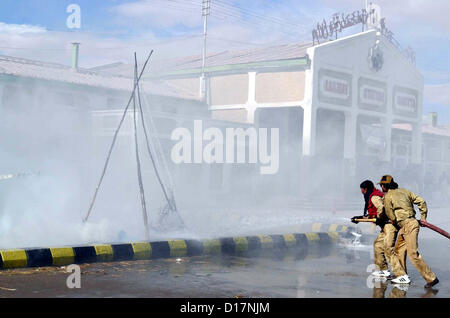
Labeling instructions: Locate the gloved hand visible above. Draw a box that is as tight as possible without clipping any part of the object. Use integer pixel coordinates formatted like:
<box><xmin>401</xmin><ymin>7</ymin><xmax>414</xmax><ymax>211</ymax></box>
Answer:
<box><xmin>375</xmin><ymin>218</ymin><xmax>384</xmax><ymax>226</ymax></box>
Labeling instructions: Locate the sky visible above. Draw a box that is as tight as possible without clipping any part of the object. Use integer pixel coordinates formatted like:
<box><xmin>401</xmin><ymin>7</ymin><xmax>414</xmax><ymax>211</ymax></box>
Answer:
<box><xmin>0</xmin><ymin>0</ymin><xmax>449</xmax><ymax>123</ymax></box>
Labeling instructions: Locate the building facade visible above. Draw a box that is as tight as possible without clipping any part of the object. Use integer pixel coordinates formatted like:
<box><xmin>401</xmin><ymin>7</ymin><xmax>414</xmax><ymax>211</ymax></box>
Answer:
<box><xmin>142</xmin><ymin>30</ymin><xmax>448</xmax><ymax>200</ymax></box>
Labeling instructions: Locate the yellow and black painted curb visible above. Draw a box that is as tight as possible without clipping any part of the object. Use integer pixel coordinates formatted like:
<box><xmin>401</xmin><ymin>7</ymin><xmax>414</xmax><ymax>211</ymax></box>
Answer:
<box><xmin>0</xmin><ymin>227</ymin><xmax>351</xmax><ymax>270</ymax></box>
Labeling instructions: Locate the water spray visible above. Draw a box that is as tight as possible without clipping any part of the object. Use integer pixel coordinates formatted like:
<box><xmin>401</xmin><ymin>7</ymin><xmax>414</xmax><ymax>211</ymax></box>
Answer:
<box><xmin>83</xmin><ymin>50</ymin><xmax>187</xmax><ymax>241</ymax></box>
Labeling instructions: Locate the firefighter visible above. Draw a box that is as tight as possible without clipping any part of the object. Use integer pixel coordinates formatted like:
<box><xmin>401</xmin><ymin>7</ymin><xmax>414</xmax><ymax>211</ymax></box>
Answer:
<box><xmin>357</xmin><ymin>180</ymin><xmax>397</xmax><ymax>279</ymax></box>
<box><xmin>379</xmin><ymin>175</ymin><xmax>439</xmax><ymax>288</ymax></box>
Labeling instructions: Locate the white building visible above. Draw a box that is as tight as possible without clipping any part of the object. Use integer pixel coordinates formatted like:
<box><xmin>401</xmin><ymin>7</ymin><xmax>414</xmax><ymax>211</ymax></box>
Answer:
<box><xmin>120</xmin><ymin>30</ymin><xmax>427</xmax><ymax>198</ymax></box>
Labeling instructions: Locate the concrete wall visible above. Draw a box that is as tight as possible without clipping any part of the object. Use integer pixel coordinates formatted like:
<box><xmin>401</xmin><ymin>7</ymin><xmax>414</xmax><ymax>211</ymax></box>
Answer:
<box><xmin>166</xmin><ymin>78</ymin><xmax>200</xmax><ymax>99</ymax></box>
<box><xmin>256</xmin><ymin>71</ymin><xmax>305</xmax><ymax>103</ymax></box>
<box><xmin>210</xmin><ymin>74</ymin><xmax>249</xmax><ymax>106</ymax></box>
<box><xmin>211</xmin><ymin>109</ymin><xmax>248</xmax><ymax>123</ymax></box>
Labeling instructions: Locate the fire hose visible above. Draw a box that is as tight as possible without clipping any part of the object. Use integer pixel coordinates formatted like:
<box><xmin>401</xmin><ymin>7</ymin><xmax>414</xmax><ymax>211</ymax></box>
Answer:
<box><xmin>351</xmin><ymin>216</ymin><xmax>450</xmax><ymax>239</ymax></box>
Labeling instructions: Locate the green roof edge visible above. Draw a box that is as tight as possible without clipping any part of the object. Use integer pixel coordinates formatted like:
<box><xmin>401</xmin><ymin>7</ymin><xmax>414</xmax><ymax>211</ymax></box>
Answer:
<box><xmin>149</xmin><ymin>57</ymin><xmax>309</xmax><ymax>78</ymax></box>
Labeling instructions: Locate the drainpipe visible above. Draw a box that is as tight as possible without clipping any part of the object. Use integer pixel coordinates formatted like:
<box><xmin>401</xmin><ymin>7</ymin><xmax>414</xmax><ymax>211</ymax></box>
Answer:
<box><xmin>430</xmin><ymin>112</ymin><xmax>438</xmax><ymax>127</ymax></box>
<box><xmin>72</xmin><ymin>42</ymin><xmax>80</xmax><ymax>70</ymax></box>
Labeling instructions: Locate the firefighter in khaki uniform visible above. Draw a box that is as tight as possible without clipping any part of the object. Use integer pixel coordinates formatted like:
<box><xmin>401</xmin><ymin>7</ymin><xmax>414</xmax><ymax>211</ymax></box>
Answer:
<box><xmin>379</xmin><ymin>175</ymin><xmax>439</xmax><ymax>288</ymax></box>
<box><xmin>357</xmin><ymin>180</ymin><xmax>398</xmax><ymax>278</ymax></box>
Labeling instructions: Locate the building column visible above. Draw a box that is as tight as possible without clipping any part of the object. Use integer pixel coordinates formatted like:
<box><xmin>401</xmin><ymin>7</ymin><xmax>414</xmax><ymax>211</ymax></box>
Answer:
<box><xmin>205</xmin><ymin>76</ymin><xmax>211</xmax><ymax>106</ymax></box>
<box><xmin>302</xmin><ymin>105</ymin><xmax>317</xmax><ymax>156</ymax></box>
<box><xmin>199</xmin><ymin>75</ymin><xmax>212</xmax><ymax>104</ymax></box>
<box><xmin>299</xmin><ymin>105</ymin><xmax>317</xmax><ymax>198</ymax></box>
<box><xmin>199</xmin><ymin>75</ymin><xmax>206</xmax><ymax>102</ymax></box>
<box><xmin>246</xmin><ymin>72</ymin><xmax>257</xmax><ymax>124</ymax></box>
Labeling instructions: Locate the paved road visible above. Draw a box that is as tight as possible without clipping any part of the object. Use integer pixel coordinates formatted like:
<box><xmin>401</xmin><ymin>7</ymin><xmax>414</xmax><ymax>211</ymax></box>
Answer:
<box><xmin>0</xmin><ymin>237</ymin><xmax>448</xmax><ymax>298</ymax></box>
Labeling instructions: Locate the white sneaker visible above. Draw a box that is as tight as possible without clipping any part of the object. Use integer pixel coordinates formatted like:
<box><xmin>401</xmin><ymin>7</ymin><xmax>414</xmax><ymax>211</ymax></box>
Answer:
<box><xmin>391</xmin><ymin>275</ymin><xmax>411</xmax><ymax>284</ymax></box>
<box><xmin>372</xmin><ymin>270</ymin><xmax>391</xmax><ymax>277</ymax></box>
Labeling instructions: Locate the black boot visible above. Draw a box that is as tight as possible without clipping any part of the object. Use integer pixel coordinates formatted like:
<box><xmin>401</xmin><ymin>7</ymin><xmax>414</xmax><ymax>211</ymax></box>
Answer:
<box><xmin>424</xmin><ymin>278</ymin><xmax>439</xmax><ymax>289</ymax></box>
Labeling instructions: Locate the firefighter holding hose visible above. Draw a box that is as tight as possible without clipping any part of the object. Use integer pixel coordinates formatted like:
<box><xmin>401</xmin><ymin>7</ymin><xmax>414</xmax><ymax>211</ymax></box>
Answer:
<box><xmin>379</xmin><ymin>175</ymin><xmax>439</xmax><ymax>288</ymax></box>
<box><xmin>354</xmin><ymin>180</ymin><xmax>397</xmax><ymax>279</ymax></box>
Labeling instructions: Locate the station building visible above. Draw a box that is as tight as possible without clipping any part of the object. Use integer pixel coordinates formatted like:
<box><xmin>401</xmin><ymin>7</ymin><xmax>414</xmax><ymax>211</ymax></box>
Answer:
<box><xmin>122</xmin><ymin>29</ymin><xmax>431</xmax><ymax>198</ymax></box>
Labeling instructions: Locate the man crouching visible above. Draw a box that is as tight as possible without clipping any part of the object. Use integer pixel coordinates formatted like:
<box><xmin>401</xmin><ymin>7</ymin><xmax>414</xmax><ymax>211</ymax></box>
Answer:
<box><xmin>357</xmin><ymin>180</ymin><xmax>397</xmax><ymax>279</ymax></box>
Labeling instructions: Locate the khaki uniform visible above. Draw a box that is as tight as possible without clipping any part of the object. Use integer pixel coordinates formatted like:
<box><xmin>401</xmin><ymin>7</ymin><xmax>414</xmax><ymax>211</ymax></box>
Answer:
<box><xmin>374</xmin><ymin>224</ymin><xmax>399</xmax><ymax>271</ymax></box>
<box><xmin>371</xmin><ymin>195</ymin><xmax>399</xmax><ymax>272</ymax></box>
<box><xmin>384</xmin><ymin>188</ymin><xmax>437</xmax><ymax>283</ymax></box>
